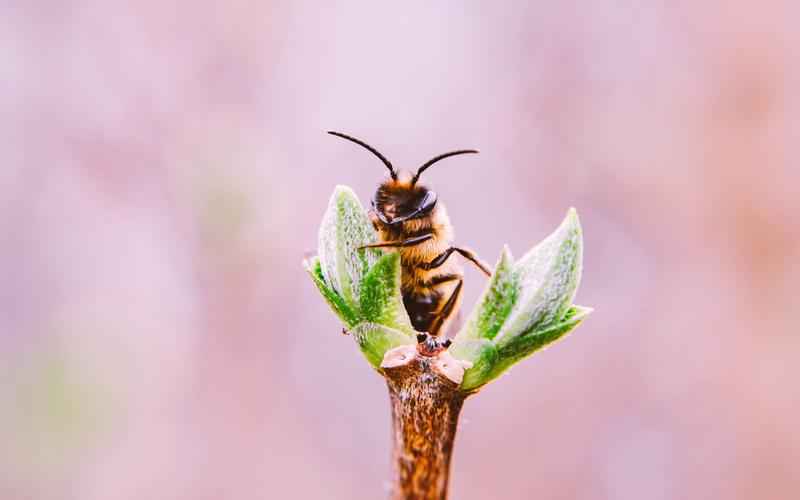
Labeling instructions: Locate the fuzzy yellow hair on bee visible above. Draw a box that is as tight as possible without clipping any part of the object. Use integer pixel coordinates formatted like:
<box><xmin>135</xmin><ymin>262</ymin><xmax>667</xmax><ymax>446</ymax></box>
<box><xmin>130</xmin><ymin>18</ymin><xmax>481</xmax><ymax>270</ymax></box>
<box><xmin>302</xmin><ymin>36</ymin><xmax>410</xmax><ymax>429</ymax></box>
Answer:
<box><xmin>328</xmin><ymin>131</ymin><xmax>491</xmax><ymax>337</ymax></box>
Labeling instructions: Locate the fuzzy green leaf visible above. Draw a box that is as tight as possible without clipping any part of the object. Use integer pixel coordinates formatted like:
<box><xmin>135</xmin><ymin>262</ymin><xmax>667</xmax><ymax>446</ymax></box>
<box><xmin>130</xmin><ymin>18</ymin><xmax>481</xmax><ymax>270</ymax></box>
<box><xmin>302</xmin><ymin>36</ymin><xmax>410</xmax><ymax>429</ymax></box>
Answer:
<box><xmin>304</xmin><ymin>256</ymin><xmax>360</xmax><ymax>328</ymax></box>
<box><xmin>359</xmin><ymin>253</ymin><xmax>414</xmax><ymax>335</ymax></box>
<box><xmin>457</xmin><ymin>246</ymin><xmax>518</xmax><ymax>342</ymax></box>
<box><xmin>308</xmin><ymin>186</ymin><xmax>416</xmax><ymax>367</ymax></box>
<box><xmin>351</xmin><ymin>323</ymin><xmax>415</xmax><ymax>369</ymax></box>
<box><xmin>318</xmin><ymin>185</ymin><xmax>382</xmax><ymax>305</ymax></box>
<box><xmin>494</xmin><ymin>208</ymin><xmax>583</xmax><ymax>349</ymax></box>
<box><xmin>488</xmin><ymin>305</ymin><xmax>592</xmax><ymax>382</ymax></box>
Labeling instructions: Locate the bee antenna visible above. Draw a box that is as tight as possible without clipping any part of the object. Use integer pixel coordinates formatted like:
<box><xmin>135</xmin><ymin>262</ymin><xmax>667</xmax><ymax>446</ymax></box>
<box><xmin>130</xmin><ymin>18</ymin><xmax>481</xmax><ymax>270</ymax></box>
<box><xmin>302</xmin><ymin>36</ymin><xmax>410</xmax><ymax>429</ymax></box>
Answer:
<box><xmin>412</xmin><ymin>149</ymin><xmax>479</xmax><ymax>185</ymax></box>
<box><xmin>327</xmin><ymin>131</ymin><xmax>397</xmax><ymax>180</ymax></box>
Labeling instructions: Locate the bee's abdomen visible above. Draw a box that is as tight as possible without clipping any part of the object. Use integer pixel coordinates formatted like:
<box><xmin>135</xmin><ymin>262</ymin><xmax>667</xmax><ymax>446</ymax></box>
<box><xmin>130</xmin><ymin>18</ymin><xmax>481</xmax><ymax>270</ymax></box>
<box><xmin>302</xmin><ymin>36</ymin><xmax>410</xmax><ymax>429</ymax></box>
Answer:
<box><xmin>401</xmin><ymin>273</ymin><xmax>461</xmax><ymax>333</ymax></box>
<box><xmin>403</xmin><ymin>291</ymin><xmax>441</xmax><ymax>333</ymax></box>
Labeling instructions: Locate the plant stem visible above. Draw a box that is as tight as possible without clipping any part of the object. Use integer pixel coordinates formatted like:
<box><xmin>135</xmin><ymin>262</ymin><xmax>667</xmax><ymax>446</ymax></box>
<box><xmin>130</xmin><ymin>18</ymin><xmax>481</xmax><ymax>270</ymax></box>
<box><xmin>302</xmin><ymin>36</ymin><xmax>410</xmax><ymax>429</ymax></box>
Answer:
<box><xmin>381</xmin><ymin>338</ymin><xmax>468</xmax><ymax>500</ymax></box>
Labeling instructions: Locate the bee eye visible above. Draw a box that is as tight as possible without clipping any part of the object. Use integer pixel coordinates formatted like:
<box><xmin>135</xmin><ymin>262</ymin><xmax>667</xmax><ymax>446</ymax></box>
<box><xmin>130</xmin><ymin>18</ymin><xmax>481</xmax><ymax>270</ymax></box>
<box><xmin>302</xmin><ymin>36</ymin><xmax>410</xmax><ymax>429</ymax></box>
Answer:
<box><xmin>417</xmin><ymin>190</ymin><xmax>437</xmax><ymax>214</ymax></box>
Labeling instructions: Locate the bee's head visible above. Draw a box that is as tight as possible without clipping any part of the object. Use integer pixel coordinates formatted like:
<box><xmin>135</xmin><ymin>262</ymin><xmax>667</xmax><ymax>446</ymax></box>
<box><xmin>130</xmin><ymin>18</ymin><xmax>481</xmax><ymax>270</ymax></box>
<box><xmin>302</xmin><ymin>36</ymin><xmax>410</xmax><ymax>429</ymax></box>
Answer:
<box><xmin>372</xmin><ymin>174</ymin><xmax>436</xmax><ymax>225</ymax></box>
<box><xmin>327</xmin><ymin>131</ymin><xmax>478</xmax><ymax>226</ymax></box>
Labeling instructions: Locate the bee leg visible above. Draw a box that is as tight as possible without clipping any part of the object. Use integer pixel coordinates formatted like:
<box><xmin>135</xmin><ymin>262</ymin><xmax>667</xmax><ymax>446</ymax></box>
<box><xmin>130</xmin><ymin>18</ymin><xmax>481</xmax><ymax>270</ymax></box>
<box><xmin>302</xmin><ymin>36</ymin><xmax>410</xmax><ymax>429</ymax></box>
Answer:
<box><xmin>426</xmin><ymin>274</ymin><xmax>461</xmax><ymax>286</ymax></box>
<box><xmin>359</xmin><ymin>233</ymin><xmax>433</xmax><ymax>249</ymax></box>
<box><xmin>422</xmin><ymin>247</ymin><xmax>492</xmax><ymax>276</ymax></box>
<box><xmin>453</xmin><ymin>247</ymin><xmax>492</xmax><ymax>276</ymax></box>
<box><xmin>421</xmin><ymin>248</ymin><xmax>456</xmax><ymax>270</ymax></box>
<box><xmin>428</xmin><ymin>279</ymin><xmax>463</xmax><ymax>337</ymax></box>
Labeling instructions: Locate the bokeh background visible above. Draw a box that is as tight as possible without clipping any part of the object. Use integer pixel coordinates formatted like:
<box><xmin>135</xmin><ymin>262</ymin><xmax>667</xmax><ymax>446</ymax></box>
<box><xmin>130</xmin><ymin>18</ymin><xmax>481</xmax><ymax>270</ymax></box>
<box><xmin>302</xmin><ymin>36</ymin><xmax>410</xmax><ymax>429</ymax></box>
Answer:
<box><xmin>3</xmin><ymin>1</ymin><xmax>799</xmax><ymax>499</ymax></box>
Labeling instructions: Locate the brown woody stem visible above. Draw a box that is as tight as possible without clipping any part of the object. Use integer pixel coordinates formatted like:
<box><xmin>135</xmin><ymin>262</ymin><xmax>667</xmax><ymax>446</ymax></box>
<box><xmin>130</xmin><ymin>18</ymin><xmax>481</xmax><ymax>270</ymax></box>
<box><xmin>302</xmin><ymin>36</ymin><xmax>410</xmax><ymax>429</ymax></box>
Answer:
<box><xmin>380</xmin><ymin>336</ymin><xmax>471</xmax><ymax>500</ymax></box>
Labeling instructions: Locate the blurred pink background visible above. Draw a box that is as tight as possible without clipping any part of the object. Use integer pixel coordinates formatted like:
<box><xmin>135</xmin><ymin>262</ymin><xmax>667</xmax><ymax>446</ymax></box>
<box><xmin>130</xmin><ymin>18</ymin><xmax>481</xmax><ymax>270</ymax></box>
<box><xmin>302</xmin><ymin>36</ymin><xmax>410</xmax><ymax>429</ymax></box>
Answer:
<box><xmin>2</xmin><ymin>2</ymin><xmax>799</xmax><ymax>499</ymax></box>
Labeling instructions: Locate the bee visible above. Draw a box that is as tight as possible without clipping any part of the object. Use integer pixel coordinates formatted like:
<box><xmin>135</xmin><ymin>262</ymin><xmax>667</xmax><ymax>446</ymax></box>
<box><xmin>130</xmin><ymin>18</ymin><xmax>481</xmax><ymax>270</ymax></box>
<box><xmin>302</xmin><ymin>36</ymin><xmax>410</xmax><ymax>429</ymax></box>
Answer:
<box><xmin>328</xmin><ymin>131</ymin><xmax>491</xmax><ymax>337</ymax></box>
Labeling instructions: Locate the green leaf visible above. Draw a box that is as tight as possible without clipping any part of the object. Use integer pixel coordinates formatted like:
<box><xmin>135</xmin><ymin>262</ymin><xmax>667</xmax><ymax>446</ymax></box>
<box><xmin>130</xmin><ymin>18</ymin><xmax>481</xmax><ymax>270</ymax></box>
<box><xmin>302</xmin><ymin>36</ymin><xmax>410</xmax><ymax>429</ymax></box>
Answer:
<box><xmin>457</xmin><ymin>246</ymin><xmax>518</xmax><ymax>342</ymax></box>
<box><xmin>359</xmin><ymin>253</ymin><xmax>414</xmax><ymax>335</ymax></box>
<box><xmin>304</xmin><ymin>257</ymin><xmax>359</xmax><ymax>328</ymax></box>
<box><xmin>309</xmin><ymin>186</ymin><xmax>414</xmax><ymax>339</ymax></box>
<box><xmin>488</xmin><ymin>305</ymin><xmax>592</xmax><ymax>382</ymax></box>
<box><xmin>448</xmin><ymin>338</ymin><xmax>499</xmax><ymax>392</ymax></box>
<box><xmin>494</xmin><ymin>208</ymin><xmax>583</xmax><ymax>349</ymax></box>
<box><xmin>318</xmin><ymin>185</ymin><xmax>382</xmax><ymax>306</ymax></box>
<box><xmin>351</xmin><ymin>323</ymin><xmax>415</xmax><ymax>369</ymax></box>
